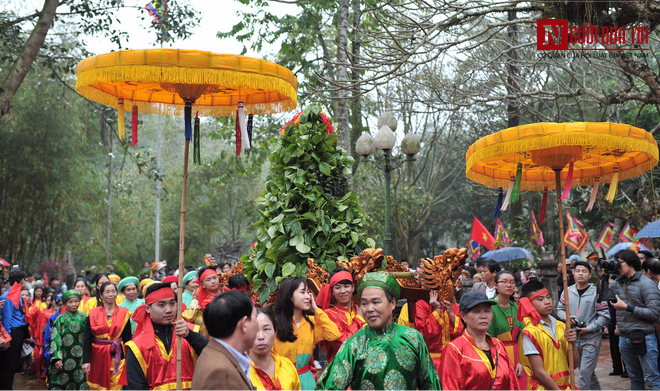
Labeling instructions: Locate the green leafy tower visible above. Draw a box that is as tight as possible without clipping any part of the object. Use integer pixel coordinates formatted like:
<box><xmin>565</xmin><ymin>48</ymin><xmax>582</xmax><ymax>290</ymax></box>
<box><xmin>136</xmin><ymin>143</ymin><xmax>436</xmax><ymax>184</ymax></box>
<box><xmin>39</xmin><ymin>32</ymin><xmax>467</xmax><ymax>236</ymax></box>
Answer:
<box><xmin>244</xmin><ymin>106</ymin><xmax>375</xmax><ymax>303</ymax></box>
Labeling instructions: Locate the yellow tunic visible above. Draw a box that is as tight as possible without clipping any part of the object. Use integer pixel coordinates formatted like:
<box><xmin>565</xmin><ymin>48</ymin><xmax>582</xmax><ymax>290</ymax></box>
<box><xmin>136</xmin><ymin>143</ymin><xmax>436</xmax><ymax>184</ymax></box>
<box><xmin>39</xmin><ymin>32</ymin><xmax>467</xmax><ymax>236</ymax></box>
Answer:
<box><xmin>81</xmin><ymin>297</ymin><xmax>99</xmax><ymax>315</ymax></box>
<box><xmin>250</xmin><ymin>352</ymin><xmax>301</xmax><ymax>390</ymax></box>
<box><xmin>519</xmin><ymin>317</ymin><xmax>571</xmax><ymax>390</ymax></box>
<box><xmin>397</xmin><ymin>303</ymin><xmax>415</xmax><ymax>328</ymax></box>
<box><xmin>273</xmin><ymin>309</ymin><xmax>340</xmax><ymax>390</ymax></box>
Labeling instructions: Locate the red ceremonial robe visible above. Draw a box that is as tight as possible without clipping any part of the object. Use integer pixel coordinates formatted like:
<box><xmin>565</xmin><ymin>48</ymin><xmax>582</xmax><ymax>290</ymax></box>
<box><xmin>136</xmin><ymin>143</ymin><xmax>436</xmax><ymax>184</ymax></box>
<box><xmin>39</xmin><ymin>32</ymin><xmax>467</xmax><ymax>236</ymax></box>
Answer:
<box><xmin>87</xmin><ymin>306</ymin><xmax>131</xmax><ymax>390</ymax></box>
<box><xmin>125</xmin><ymin>324</ymin><xmax>198</xmax><ymax>390</ymax></box>
<box><xmin>440</xmin><ymin>331</ymin><xmax>520</xmax><ymax>390</ymax></box>
<box><xmin>414</xmin><ymin>300</ymin><xmax>463</xmax><ymax>369</ymax></box>
<box><xmin>30</xmin><ymin>308</ymin><xmax>54</xmax><ymax>377</ymax></box>
<box><xmin>322</xmin><ymin>305</ymin><xmax>365</xmax><ymax>363</ymax></box>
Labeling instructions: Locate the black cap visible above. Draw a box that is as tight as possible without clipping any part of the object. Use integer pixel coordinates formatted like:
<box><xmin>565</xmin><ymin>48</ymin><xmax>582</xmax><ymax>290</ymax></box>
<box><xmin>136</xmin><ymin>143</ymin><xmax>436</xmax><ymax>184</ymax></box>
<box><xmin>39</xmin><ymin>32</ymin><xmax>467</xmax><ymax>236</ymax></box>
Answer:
<box><xmin>459</xmin><ymin>290</ymin><xmax>496</xmax><ymax>312</ymax></box>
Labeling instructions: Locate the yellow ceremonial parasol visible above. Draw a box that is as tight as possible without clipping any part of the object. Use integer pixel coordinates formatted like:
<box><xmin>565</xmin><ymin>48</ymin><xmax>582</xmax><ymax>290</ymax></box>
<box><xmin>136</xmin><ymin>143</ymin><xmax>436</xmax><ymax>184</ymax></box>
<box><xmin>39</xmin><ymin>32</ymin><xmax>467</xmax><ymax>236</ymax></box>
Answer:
<box><xmin>466</xmin><ymin>122</ymin><xmax>658</xmax><ymax>387</ymax></box>
<box><xmin>76</xmin><ymin>48</ymin><xmax>297</xmax><ymax>388</ymax></box>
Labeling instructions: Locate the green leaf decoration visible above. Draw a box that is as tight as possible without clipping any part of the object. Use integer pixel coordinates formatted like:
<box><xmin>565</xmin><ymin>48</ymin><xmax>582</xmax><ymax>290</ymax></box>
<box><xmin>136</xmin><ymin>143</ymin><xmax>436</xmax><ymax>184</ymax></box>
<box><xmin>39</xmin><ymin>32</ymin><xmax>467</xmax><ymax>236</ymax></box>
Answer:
<box><xmin>243</xmin><ymin>105</ymin><xmax>374</xmax><ymax>304</ymax></box>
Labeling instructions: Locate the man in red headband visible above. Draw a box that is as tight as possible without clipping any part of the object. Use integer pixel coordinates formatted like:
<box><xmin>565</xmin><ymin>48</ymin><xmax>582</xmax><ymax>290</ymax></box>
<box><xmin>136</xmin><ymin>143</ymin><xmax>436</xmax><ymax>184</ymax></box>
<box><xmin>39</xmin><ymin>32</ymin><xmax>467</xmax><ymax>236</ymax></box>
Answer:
<box><xmin>316</xmin><ymin>268</ymin><xmax>365</xmax><ymax>362</ymax></box>
<box><xmin>124</xmin><ymin>283</ymin><xmax>208</xmax><ymax>390</ymax></box>
<box><xmin>518</xmin><ymin>280</ymin><xmax>579</xmax><ymax>390</ymax></box>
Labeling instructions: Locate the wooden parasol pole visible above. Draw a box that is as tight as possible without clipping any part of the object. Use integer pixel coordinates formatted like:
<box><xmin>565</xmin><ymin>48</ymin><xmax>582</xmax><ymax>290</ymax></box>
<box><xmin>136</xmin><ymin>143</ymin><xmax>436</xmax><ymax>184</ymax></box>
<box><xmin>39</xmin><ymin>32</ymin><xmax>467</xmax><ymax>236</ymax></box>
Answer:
<box><xmin>176</xmin><ymin>101</ymin><xmax>192</xmax><ymax>390</ymax></box>
<box><xmin>554</xmin><ymin>169</ymin><xmax>575</xmax><ymax>388</ymax></box>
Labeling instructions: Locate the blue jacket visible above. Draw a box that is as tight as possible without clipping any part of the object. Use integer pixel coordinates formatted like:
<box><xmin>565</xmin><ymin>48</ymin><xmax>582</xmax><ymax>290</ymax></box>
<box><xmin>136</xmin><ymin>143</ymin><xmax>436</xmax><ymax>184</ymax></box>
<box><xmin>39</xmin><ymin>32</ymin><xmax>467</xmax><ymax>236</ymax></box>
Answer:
<box><xmin>0</xmin><ymin>290</ymin><xmax>27</xmax><ymax>333</ymax></box>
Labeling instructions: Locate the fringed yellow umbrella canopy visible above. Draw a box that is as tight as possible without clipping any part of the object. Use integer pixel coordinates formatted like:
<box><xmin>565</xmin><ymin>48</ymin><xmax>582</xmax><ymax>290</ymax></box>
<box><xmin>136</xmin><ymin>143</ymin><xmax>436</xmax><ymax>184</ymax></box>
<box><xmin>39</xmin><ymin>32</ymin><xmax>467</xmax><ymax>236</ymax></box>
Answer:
<box><xmin>465</xmin><ymin>121</ymin><xmax>658</xmax><ymax>388</ymax></box>
<box><xmin>76</xmin><ymin>48</ymin><xmax>297</xmax><ymax>390</ymax></box>
<box><xmin>76</xmin><ymin>49</ymin><xmax>297</xmax><ymax>116</ymax></box>
<box><xmin>466</xmin><ymin>122</ymin><xmax>657</xmax><ymax>190</ymax></box>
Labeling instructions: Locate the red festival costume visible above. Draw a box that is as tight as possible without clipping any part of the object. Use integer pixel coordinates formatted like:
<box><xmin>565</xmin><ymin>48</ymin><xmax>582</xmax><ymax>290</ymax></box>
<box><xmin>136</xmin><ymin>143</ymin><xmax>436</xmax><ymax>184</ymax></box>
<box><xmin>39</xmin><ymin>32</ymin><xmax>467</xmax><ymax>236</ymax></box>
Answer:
<box><xmin>29</xmin><ymin>307</ymin><xmax>54</xmax><ymax>377</ymax></box>
<box><xmin>196</xmin><ymin>268</ymin><xmax>219</xmax><ymax>311</ymax></box>
<box><xmin>440</xmin><ymin>331</ymin><xmax>520</xmax><ymax>390</ymax></box>
<box><xmin>316</xmin><ymin>270</ymin><xmax>365</xmax><ymax>363</ymax></box>
<box><xmin>414</xmin><ymin>300</ymin><xmax>463</xmax><ymax>369</ymax></box>
<box><xmin>322</xmin><ymin>305</ymin><xmax>364</xmax><ymax>362</ymax></box>
<box><xmin>123</xmin><ymin>289</ymin><xmax>198</xmax><ymax>390</ymax></box>
<box><xmin>87</xmin><ymin>305</ymin><xmax>131</xmax><ymax>390</ymax></box>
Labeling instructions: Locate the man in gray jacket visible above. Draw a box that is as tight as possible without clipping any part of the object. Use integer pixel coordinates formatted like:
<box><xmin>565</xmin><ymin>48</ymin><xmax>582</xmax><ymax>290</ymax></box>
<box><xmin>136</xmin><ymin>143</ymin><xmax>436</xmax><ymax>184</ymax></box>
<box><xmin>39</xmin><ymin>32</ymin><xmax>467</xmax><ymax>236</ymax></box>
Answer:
<box><xmin>609</xmin><ymin>249</ymin><xmax>660</xmax><ymax>390</ymax></box>
<box><xmin>557</xmin><ymin>261</ymin><xmax>610</xmax><ymax>390</ymax></box>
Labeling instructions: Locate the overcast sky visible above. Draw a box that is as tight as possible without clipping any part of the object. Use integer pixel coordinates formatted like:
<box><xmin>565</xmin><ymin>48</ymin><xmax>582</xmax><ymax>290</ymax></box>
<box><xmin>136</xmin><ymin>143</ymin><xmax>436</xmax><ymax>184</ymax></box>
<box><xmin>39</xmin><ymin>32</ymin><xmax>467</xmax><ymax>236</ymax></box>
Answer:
<box><xmin>6</xmin><ymin>0</ymin><xmax>297</xmax><ymax>57</ymax></box>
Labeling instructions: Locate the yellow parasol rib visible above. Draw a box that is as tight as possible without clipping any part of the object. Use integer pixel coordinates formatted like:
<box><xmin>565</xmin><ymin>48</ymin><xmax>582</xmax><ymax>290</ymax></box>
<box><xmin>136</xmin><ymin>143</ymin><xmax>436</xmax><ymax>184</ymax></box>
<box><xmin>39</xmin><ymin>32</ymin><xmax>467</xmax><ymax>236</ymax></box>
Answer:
<box><xmin>76</xmin><ymin>49</ymin><xmax>298</xmax><ymax>117</ymax></box>
<box><xmin>466</xmin><ymin>122</ymin><xmax>658</xmax><ymax>190</ymax></box>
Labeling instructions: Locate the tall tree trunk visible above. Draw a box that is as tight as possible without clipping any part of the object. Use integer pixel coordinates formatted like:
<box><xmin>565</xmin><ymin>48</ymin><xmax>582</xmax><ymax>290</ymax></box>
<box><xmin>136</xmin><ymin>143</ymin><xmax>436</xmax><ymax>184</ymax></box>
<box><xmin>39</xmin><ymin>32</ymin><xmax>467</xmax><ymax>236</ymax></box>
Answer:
<box><xmin>506</xmin><ymin>10</ymin><xmax>523</xmax><ymax>230</ymax></box>
<box><xmin>336</xmin><ymin>0</ymin><xmax>351</xmax><ymax>155</ymax></box>
<box><xmin>349</xmin><ymin>0</ymin><xmax>363</xmax><ymax>175</ymax></box>
<box><xmin>0</xmin><ymin>0</ymin><xmax>59</xmax><ymax>118</ymax></box>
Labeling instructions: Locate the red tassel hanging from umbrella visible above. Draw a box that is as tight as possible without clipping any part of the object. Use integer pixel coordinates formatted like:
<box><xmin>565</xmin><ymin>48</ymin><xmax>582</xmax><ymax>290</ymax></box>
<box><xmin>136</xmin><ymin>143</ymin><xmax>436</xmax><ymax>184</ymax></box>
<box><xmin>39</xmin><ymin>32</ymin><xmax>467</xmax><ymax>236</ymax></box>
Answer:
<box><xmin>131</xmin><ymin>105</ymin><xmax>138</xmax><ymax>147</ymax></box>
<box><xmin>539</xmin><ymin>186</ymin><xmax>548</xmax><ymax>224</ymax></box>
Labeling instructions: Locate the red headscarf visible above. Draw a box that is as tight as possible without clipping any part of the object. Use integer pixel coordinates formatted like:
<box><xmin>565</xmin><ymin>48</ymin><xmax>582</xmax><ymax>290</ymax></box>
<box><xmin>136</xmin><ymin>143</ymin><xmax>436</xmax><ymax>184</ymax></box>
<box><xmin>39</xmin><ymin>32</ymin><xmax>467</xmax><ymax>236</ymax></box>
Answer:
<box><xmin>131</xmin><ymin>286</ymin><xmax>176</xmax><ymax>336</ymax></box>
<box><xmin>196</xmin><ymin>269</ymin><xmax>219</xmax><ymax>311</ymax></box>
<box><xmin>516</xmin><ymin>289</ymin><xmax>549</xmax><ymax>326</ymax></box>
<box><xmin>316</xmin><ymin>271</ymin><xmax>354</xmax><ymax>310</ymax></box>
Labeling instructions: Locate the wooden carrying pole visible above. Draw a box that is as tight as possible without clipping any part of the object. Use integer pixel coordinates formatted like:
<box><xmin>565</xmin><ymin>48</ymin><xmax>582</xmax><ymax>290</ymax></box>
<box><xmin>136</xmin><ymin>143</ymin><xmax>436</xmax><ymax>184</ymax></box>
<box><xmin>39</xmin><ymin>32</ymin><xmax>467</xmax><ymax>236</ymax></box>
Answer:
<box><xmin>176</xmin><ymin>136</ymin><xmax>190</xmax><ymax>389</ymax></box>
<box><xmin>554</xmin><ymin>169</ymin><xmax>575</xmax><ymax>388</ymax></box>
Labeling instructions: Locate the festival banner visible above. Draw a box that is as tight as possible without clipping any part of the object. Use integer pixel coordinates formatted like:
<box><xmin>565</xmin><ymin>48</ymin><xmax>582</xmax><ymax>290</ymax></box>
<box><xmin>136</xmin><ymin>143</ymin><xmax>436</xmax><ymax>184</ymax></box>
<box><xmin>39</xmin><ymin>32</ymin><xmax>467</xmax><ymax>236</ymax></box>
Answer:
<box><xmin>470</xmin><ymin>216</ymin><xmax>496</xmax><ymax>251</ymax></box>
<box><xmin>564</xmin><ymin>214</ymin><xmax>589</xmax><ymax>252</ymax></box>
<box><xmin>494</xmin><ymin>219</ymin><xmax>510</xmax><ymax>248</ymax></box>
<box><xmin>566</xmin><ymin>211</ymin><xmax>584</xmax><ymax>243</ymax></box>
<box><xmin>531</xmin><ymin>211</ymin><xmax>545</xmax><ymax>246</ymax></box>
<box><xmin>619</xmin><ymin>221</ymin><xmax>638</xmax><ymax>242</ymax></box>
<box><xmin>467</xmin><ymin>240</ymin><xmax>480</xmax><ymax>259</ymax></box>
<box><xmin>596</xmin><ymin>222</ymin><xmax>614</xmax><ymax>250</ymax></box>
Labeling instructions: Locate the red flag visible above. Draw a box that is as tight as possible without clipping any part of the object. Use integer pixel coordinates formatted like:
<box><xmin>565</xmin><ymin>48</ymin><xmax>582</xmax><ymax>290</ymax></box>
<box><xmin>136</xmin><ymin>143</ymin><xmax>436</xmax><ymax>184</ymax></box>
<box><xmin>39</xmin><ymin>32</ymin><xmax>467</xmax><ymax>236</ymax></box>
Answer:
<box><xmin>5</xmin><ymin>282</ymin><xmax>22</xmax><ymax>308</ymax></box>
<box><xmin>470</xmin><ymin>216</ymin><xmax>496</xmax><ymax>251</ymax></box>
<box><xmin>43</xmin><ymin>272</ymin><xmax>49</xmax><ymax>288</ymax></box>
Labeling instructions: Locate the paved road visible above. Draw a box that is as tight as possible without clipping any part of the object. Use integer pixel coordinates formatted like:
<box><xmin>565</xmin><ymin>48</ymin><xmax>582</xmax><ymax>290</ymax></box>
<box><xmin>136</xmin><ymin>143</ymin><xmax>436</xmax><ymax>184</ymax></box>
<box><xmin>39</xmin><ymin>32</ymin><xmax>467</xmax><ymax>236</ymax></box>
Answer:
<box><xmin>13</xmin><ymin>336</ymin><xmax>633</xmax><ymax>390</ymax></box>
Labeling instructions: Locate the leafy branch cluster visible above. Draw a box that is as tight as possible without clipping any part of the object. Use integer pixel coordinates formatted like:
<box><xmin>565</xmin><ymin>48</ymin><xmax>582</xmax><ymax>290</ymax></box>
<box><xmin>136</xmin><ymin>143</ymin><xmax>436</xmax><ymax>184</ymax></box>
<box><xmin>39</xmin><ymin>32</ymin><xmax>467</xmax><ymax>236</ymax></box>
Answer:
<box><xmin>243</xmin><ymin>106</ymin><xmax>374</xmax><ymax>303</ymax></box>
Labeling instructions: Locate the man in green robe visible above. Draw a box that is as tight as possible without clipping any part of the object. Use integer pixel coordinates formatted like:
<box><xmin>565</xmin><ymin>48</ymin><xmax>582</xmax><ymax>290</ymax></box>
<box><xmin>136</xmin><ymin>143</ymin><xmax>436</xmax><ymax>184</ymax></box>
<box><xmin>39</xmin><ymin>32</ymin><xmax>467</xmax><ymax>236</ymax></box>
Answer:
<box><xmin>49</xmin><ymin>290</ymin><xmax>89</xmax><ymax>390</ymax></box>
<box><xmin>118</xmin><ymin>276</ymin><xmax>144</xmax><ymax>332</ymax></box>
<box><xmin>316</xmin><ymin>272</ymin><xmax>442</xmax><ymax>390</ymax></box>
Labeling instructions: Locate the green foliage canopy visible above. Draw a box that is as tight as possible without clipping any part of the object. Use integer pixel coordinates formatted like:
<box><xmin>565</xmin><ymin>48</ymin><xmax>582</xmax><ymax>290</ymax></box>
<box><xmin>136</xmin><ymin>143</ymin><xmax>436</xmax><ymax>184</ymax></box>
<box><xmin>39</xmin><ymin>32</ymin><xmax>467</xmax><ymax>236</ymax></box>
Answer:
<box><xmin>243</xmin><ymin>106</ymin><xmax>374</xmax><ymax>303</ymax></box>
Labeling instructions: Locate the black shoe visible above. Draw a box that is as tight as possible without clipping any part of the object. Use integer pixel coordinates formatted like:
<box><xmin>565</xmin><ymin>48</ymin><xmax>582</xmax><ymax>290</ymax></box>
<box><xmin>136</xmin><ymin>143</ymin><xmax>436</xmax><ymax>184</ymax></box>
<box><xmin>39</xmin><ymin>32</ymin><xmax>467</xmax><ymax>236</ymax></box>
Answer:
<box><xmin>621</xmin><ymin>372</ymin><xmax>629</xmax><ymax>378</ymax></box>
<box><xmin>609</xmin><ymin>371</ymin><xmax>623</xmax><ymax>376</ymax></box>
